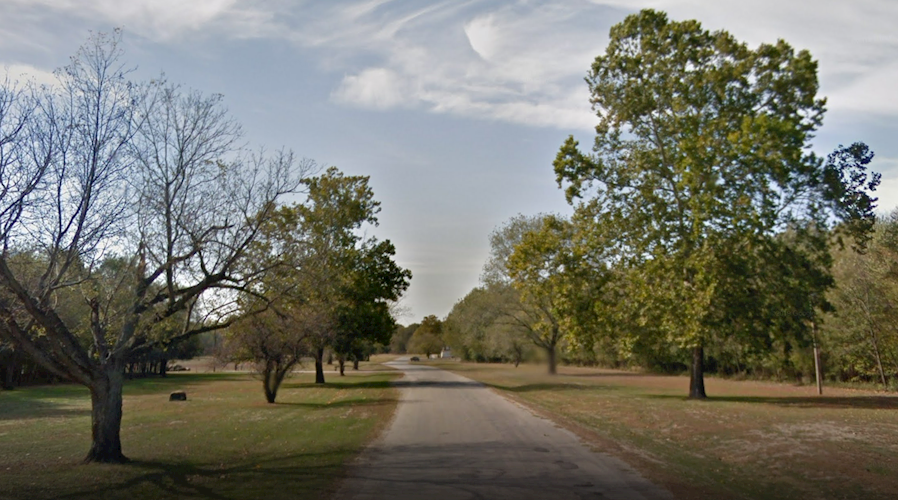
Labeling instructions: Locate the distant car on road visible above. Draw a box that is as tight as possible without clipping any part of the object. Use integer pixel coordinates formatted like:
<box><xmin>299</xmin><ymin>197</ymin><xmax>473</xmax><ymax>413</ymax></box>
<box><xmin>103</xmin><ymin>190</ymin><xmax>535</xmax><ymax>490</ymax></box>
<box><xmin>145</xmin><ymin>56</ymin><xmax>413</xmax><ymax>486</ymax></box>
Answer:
<box><xmin>410</xmin><ymin>356</ymin><xmax>420</xmax><ymax>362</ymax></box>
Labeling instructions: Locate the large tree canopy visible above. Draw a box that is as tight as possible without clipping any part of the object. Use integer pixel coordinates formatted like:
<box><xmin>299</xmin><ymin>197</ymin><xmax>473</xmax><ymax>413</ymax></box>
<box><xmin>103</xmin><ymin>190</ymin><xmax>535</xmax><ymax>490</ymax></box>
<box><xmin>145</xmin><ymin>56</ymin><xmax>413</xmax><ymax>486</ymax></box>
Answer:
<box><xmin>554</xmin><ymin>10</ymin><xmax>879</xmax><ymax>398</ymax></box>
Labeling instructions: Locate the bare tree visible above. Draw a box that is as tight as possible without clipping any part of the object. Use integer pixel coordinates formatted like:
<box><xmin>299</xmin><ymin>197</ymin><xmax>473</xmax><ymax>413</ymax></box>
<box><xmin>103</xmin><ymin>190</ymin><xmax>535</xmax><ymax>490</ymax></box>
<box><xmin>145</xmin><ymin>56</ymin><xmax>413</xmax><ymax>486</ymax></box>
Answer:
<box><xmin>226</xmin><ymin>303</ymin><xmax>329</xmax><ymax>403</ymax></box>
<box><xmin>0</xmin><ymin>31</ymin><xmax>312</xmax><ymax>463</ymax></box>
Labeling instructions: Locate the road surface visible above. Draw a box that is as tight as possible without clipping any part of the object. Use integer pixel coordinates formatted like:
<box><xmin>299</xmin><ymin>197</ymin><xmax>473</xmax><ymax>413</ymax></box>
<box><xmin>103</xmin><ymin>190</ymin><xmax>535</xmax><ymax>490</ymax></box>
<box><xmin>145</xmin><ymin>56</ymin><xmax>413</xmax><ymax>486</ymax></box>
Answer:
<box><xmin>337</xmin><ymin>358</ymin><xmax>671</xmax><ymax>500</ymax></box>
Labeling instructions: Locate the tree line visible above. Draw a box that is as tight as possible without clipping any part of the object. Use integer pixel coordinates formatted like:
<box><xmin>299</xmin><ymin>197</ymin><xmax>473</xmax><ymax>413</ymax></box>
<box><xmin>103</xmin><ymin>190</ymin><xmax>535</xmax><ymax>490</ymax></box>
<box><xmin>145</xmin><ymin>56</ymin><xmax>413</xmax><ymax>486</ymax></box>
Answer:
<box><xmin>432</xmin><ymin>10</ymin><xmax>886</xmax><ymax>398</ymax></box>
<box><xmin>0</xmin><ymin>30</ymin><xmax>409</xmax><ymax>463</ymax></box>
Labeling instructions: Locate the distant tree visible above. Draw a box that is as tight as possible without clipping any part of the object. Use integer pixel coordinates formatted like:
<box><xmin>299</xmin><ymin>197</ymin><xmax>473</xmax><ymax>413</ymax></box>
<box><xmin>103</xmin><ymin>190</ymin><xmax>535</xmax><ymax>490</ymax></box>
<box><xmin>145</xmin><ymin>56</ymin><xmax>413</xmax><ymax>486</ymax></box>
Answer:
<box><xmin>390</xmin><ymin>323</ymin><xmax>419</xmax><ymax>354</ymax></box>
<box><xmin>0</xmin><ymin>31</ymin><xmax>309</xmax><ymax>462</ymax></box>
<box><xmin>407</xmin><ymin>315</ymin><xmax>443</xmax><ymax>358</ymax></box>
<box><xmin>824</xmin><ymin>211</ymin><xmax>898</xmax><ymax>385</ymax></box>
<box><xmin>295</xmin><ymin>168</ymin><xmax>410</xmax><ymax>383</ymax></box>
<box><xmin>554</xmin><ymin>10</ymin><xmax>879</xmax><ymax>398</ymax></box>
<box><xmin>481</xmin><ymin>214</ymin><xmax>545</xmax><ymax>286</ymax></box>
<box><xmin>443</xmin><ymin>284</ymin><xmax>532</xmax><ymax>365</ymax></box>
<box><xmin>231</xmin><ymin>168</ymin><xmax>410</xmax><ymax>385</ymax></box>
<box><xmin>332</xmin><ymin>239</ymin><xmax>410</xmax><ymax>375</ymax></box>
<box><xmin>507</xmin><ymin>215</ymin><xmax>608</xmax><ymax>374</ymax></box>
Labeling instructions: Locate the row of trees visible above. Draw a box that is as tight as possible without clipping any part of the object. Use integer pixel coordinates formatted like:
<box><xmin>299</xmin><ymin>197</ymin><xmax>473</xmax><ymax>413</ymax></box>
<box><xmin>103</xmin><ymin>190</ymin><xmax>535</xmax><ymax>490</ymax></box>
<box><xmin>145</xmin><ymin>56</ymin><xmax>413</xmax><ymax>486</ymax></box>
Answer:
<box><xmin>0</xmin><ymin>30</ymin><xmax>410</xmax><ymax>464</ymax></box>
<box><xmin>441</xmin><ymin>10</ymin><xmax>884</xmax><ymax>398</ymax></box>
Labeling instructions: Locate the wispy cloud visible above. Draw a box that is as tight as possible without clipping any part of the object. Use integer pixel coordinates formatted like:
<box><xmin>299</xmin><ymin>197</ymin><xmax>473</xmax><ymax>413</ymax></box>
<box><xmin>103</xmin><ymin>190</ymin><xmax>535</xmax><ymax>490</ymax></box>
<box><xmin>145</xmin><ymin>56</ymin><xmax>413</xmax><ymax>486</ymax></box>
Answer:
<box><xmin>333</xmin><ymin>67</ymin><xmax>410</xmax><ymax>109</ymax></box>
<box><xmin>324</xmin><ymin>1</ymin><xmax>604</xmax><ymax>130</ymax></box>
<box><xmin>1</xmin><ymin>0</ymin><xmax>895</xmax><ymax>128</ymax></box>
<box><xmin>296</xmin><ymin>0</ymin><xmax>898</xmax><ymax>128</ymax></box>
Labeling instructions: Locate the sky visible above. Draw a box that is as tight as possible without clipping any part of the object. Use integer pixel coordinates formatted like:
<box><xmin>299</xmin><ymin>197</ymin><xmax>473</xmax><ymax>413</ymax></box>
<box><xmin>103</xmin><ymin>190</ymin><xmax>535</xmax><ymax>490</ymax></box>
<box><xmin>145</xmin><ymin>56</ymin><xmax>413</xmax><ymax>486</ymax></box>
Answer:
<box><xmin>1</xmin><ymin>0</ymin><xmax>896</xmax><ymax>323</ymax></box>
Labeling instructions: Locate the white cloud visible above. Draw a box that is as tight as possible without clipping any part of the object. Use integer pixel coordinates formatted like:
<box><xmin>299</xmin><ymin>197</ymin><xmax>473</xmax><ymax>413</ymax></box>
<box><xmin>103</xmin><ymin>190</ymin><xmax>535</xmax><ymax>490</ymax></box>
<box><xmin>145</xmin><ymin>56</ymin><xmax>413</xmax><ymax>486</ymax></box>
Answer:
<box><xmin>333</xmin><ymin>68</ymin><xmax>409</xmax><ymax>109</ymax></box>
<box><xmin>0</xmin><ymin>0</ymin><xmax>273</xmax><ymax>43</ymax></box>
<box><xmin>2</xmin><ymin>0</ymin><xmax>896</xmax><ymax>129</ymax></box>
<box><xmin>2</xmin><ymin>64</ymin><xmax>57</xmax><ymax>87</ymax></box>
<box><xmin>464</xmin><ymin>14</ymin><xmax>499</xmax><ymax>61</ymax></box>
<box><xmin>308</xmin><ymin>2</ymin><xmax>606</xmax><ymax>130</ymax></box>
<box><xmin>826</xmin><ymin>63</ymin><xmax>898</xmax><ymax>117</ymax></box>
<box><xmin>874</xmin><ymin>157</ymin><xmax>898</xmax><ymax>213</ymax></box>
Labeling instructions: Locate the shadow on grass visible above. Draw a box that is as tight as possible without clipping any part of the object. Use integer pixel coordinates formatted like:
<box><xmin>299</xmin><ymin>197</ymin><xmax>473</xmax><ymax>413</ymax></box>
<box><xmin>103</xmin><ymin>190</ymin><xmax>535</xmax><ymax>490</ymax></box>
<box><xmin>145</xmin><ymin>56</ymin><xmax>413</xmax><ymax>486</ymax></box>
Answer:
<box><xmin>393</xmin><ymin>380</ymin><xmax>482</xmax><ymax>389</ymax></box>
<box><xmin>0</xmin><ymin>399</ymin><xmax>90</xmax><ymax>421</ymax></box>
<box><xmin>563</xmin><ymin>371</ymin><xmax>654</xmax><ymax>378</ymax></box>
<box><xmin>485</xmin><ymin>382</ymin><xmax>621</xmax><ymax>393</ymax></box>
<box><xmin>124</xmin><ymin>373</ymin><xmax>248</xmax><ymax>395</ymax></box>
<box><xmin>646</xmin><ymin>393</ymin><xmax>898</xmax><ymax>409</ymax></box>
<box><xmin>283</xmin><ymin>379</ymin><xmax>395</xmax><ymax>390</ymax></box>
<box><xmin>42</xmin><ymin>451</ymin><xmax>349</xmax><ymax>500</ymax></box>
<box><xmin>275</xmin><ymin>397</ymin><xmax>399</xmax><ymax>409</ymax></box>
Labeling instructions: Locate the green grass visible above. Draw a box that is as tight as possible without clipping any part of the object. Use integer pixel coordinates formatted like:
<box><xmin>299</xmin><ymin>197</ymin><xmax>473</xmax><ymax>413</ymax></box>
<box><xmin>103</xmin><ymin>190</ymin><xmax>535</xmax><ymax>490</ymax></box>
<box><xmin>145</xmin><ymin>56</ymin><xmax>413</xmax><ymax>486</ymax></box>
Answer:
<box><xmin>433</xmin><ymin>360</ymin><xmax>898</xmax><ymax>500</ymax></box>
<box><xmin>0</xmin><ymin>370</ymin><xmax>399</xmax><ymax>500</ymax></box>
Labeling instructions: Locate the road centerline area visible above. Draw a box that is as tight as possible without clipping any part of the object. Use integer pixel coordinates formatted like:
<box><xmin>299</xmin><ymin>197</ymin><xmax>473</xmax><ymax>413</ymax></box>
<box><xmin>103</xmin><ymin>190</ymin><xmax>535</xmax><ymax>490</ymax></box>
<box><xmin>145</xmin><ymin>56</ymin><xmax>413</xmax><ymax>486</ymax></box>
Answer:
<box><xmin>337</xmin><ymin>358</ymin><xmax>671</xmax><ymax>500</ymax></box>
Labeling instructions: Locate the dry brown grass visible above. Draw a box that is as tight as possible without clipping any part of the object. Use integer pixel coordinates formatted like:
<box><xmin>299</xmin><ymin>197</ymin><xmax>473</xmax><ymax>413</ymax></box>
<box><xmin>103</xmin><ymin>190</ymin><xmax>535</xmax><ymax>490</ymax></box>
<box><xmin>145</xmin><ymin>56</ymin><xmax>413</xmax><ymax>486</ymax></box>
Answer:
<box><xmin>433</xmin><ymin>361</ymin><xmax>898</xmax><ymax>500</ymax></box>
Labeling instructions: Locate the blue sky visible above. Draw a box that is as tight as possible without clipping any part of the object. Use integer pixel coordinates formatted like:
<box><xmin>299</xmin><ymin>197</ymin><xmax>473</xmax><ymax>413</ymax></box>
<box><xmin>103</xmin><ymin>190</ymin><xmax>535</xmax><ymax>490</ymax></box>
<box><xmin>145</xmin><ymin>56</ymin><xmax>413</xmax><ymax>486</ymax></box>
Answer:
<box><xmin>2</xmin><ymin>0</ymin><xmax>896</xmax><ymax>323</ymax></box>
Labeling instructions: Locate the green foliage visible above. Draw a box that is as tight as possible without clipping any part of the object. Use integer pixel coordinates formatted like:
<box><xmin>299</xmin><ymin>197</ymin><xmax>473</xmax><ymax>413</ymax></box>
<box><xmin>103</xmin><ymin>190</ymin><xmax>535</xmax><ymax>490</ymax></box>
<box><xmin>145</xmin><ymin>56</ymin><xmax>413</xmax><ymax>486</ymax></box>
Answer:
<box><xmin>443</xmin><ymin>285</ymin><xmax>532</xmax><ymax>364</ymax></box>
<box><xmin>407</xmin><ymin>315</ymin><xmax>444</xmax><ymax>357</ymax></box>
<box><xmin>552</xmin><ymin>9</ymin><xmax>879</xmax><ymax>395</ymax></box>
<box><xmin>823</xmin><ymin>211</ymin><xmax>898</xmax><ymax>384</ymax></box>
<box><xmin>228</xmin><ymin>166</ymin><xmax>410</xmax><ymax>392</ymax></box>
<box><xmin>390</xmin><ymin>323</ymin><xmax>419</xmax><ymax>354</ymax></box>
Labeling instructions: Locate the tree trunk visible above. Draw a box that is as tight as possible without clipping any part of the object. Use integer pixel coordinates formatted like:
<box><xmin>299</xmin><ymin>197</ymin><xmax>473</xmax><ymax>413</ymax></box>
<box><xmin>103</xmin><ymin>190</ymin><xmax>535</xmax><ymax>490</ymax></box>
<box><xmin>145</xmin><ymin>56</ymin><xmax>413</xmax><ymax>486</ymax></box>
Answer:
<box><xmin>85</xmin><ymin>365</ymin><xmax>128</xmax><ymax>463</ymax></box>
<box><xmin>689</xmin><ymin>345</ymin><xmax>707</xmax><ymax>399</ymax></box>
<box><xmin>353</xmin><ymin>358</ymin><xmax>359</xmax><ymax>370</ymax></box>
<box><xmin>263</xmin><ymin>369</ymin><xmax>277</xmax><ymax>404</ymax></box>
<box><xmin>813</xmin><ymin>341</ymin><xmax>823</xmax><ymax>395</ymax></box>
<box><xmin>160</xmin><ymin>359</ymin><xmax>167</xmax><ymax>378</ymax></box>
<box><xmin>547</xmin><ymin>347</ymin><xmax>557</xmax><ymax>375</ymax></box>
<box><xmin>2</xmin><ymin>361</ymin><xmax>15</xmax><ymax>389</ymax></box>
<box><xmin>314</xmin><ymin>347</ymin><xmax>325</xmax><ymax>384</ymax></box>
<box><xmin>338</xmin><ymin>357</ymin><xmax>345</xmax><ymax>376</ymax></box>
<box><xmin>870</xmin><ymin>328</ymin><xmax>888</xmax><ymax>386</ymax></box>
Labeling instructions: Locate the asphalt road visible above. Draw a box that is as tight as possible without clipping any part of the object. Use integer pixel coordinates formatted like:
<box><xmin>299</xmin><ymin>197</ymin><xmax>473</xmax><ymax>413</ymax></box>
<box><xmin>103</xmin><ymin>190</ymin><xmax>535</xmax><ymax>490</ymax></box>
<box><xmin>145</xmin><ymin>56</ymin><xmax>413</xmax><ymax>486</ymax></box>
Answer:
<box><xmin>337</xmin><ymin>358</ymin><xmax>672</xmax><ymax>500</ymax></box>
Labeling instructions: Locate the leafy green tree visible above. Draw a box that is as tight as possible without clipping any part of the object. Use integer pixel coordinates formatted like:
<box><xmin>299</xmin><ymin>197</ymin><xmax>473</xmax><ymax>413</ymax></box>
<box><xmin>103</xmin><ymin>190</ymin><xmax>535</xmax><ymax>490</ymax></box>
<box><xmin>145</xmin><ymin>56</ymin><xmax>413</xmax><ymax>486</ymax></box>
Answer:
<box><xmin>407</xmin><ymin>315</ymin><xmax>444</xmax><ymax>358</ymax></box>
<box><xmin>554</xmin><ymin>10</ymin><xmax>879</xmax><ymax>398</ymax></box>
<box><xmin>233</xmin><ymin>167</ymin><xmax>410</xmax><ymax>386</ymax></box>
<box><xmin>824</xmin><ymin>211</ymin><xmax>898</xmax><ymax>385</ymax></box>
<box><xmin>482</xmin><ymin>214</ymin><xmax>546</xmax><ymax>286</ymax></box>
<box><xmin>332</xmin><ymin>239</ymin><xmax>411</xmax><ymax>375</ymax></box>
<box><xmin>507</xmin><ymin>215</ymin><xmax>608</xmax><ymax>374</ymax></box>
<box><xmin>296</xmin><ymin>168</ymin><xmax>410</xmax><ymax>383</ymax></box>
<box><xmin>390</xmin><ymin>323</ymin><xmax>419</xmax><ymax>354</ymax></box>
<box><xmin>444</xmin><ymin>284</ymin><xmax>532</xmax><ymax>364</ymax></box>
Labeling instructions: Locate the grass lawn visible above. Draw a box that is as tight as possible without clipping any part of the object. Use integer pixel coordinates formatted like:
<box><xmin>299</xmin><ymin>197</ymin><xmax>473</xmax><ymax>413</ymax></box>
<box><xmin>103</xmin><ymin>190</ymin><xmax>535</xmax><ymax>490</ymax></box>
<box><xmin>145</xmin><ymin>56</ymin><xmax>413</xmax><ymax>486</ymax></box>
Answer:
<box><xmin>431</xmin><ymin>360</ymin><xmax>898</xmax><ymax>500</ymax></box>
<box><xmin>0</xmin><ymin>368</ymin><xmax>399</xmax><ymax>500</ymax></box>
